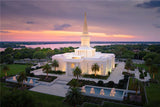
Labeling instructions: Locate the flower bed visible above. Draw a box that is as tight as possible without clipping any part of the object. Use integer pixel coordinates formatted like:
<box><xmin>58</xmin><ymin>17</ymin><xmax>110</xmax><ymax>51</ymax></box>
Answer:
<box><xmin>83</xmin><ymin>74</ymin><xmax>108</xmax><ymax>79</ymax></box>
<box><xmin>36</xmin><ymin>75</ymin><xmax>57</xmax><ymax>82</ymax></box>
<box><xmin>67</xmin><ymin>79</ymin><xmax>96</xmax><ymax>87</ymax></box>
<box><xmin>49</xmin><ymin>70</ymin><xmax>65</xmax><ymax>75</ymax></box>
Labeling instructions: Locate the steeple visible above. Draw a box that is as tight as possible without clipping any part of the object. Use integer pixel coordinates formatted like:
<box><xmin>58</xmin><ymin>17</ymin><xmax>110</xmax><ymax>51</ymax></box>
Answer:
<box><xmin>83</xmin><ymin>12</ymin><xmax>88</xmax><ymax>34</ymax></box>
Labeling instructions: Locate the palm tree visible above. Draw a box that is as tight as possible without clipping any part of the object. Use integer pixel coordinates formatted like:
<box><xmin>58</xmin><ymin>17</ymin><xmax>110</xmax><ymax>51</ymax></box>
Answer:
<box><xmin>145</xmin><ymin>58</ymin><xmax>153</xmax><ymax>72</ymax></box>
<box><xmin>52</xmin><ymin>59</ymin><xmax>59</xmax><ymax>71</ymax></box>
<box><xmin>125</xmin><ymin>58</ymin><xmax>132</xmax><ymax>72</ymax></box>
<box><xmin>92</xmin><ymin>63</ymin><xmax>99</xmax><ymax>76</ymax></box>
<box><xmin>17</xmin><ymin>72</ymin><xmax>27</xmax><ymax>88</ymax></box>
<box><xmin>73</xmin><ymin>67</ymin><xmax>82</xmax><ymax>81</ymax></box>
<box><xmin>150</xmin><ymin>65</ymin><xmax>158</xmax><ymax>79</ymax></box>
<box><xmin>65</xmin><ymin>87</ymin><xmax>82</xmax><ymax>107</ymax></box>
<box><xmin>42</xmin><ymin>63</ymin><xmax>51</xmax><ymax>79</ymax></box>
<box><xmin>2</xmin><ymin>65</ymin><xmax>9</xmax><ymax>78</ymax></box>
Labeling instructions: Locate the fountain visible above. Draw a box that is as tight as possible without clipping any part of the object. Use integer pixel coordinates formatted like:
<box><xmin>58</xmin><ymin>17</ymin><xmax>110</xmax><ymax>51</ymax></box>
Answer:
<box><xmin>110</xmin><ymin>88</ymin><xmax>116</xmax><ymax>96</ymax></box>
<box><xmin>81</xmin><ymin>86</ymin><xmax>86</xmax><ymax>93</ymax></box>
<box><xmin>29</xmin><ymin>79</ymin><xmax>33</xmax><ymax>84</ymax></box>
<box><xmin>13</xmin><ymin>76</ymin><xmax>16</xmax><ymax>81</ymax></box>
<box><xmin>24</xmin><ymin>80</ymin><xmax>27</xmax><ymax>83</ymax></box>
<box><xmin>100</xmin><ymin>89</ymin><xmax>105</xmax><ymax>95</ymax></box>
<box><xmin>90</xmin><ymin>88</ymin><xmax>95</xmax><ymax>94</ymax></box>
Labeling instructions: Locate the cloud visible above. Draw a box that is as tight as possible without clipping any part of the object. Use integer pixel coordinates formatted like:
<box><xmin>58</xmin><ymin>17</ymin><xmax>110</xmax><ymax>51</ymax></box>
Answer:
<box><xmin>154</xmin><ymin>24</ymin><xmax>160</xmax><ymax>28</ymax></box>
<box><xmin>26</xmin><ymin>21</ymin><xmax>35</xmax><ymax>24</ymax></box>
<box><xmin>136</xmin><ymin>0</ymin><xmax>160</xmax><ymax>8</ymax></box>
<box><xmin>0</xmin><ymin>30</ymin><xmax>10</xmax><ymax>33</ymax></box>
<box><xmin>54</xmin><ymin>24</ymin><xmax>71</xmax><ymax>30</ymax></box>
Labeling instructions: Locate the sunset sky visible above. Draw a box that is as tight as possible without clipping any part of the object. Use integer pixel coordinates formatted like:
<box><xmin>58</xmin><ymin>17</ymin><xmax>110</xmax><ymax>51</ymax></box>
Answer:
<box><xmin>1</xmin><ymin>0</ymin><xmax>160</xmax><ymax>41</ymax></box>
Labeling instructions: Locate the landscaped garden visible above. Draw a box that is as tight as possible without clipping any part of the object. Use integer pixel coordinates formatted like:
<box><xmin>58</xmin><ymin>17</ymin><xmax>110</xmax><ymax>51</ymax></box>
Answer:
<box><xmin>49</xmin><ymin>70</ymin><xmax>65</xmax><ymax>75</ymax></box>
<box><xmin>83</xmin><ymin>74</ymin><xmax>108</xmax><ymax>79</ymax></box>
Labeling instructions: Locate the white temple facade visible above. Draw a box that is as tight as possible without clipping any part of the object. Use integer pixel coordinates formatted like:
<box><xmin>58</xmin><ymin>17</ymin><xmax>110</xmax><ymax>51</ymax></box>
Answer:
<box><xmin>52</xmin><ymin>13</ymin><xmax>115</xmax><ymax>76</ymax></box>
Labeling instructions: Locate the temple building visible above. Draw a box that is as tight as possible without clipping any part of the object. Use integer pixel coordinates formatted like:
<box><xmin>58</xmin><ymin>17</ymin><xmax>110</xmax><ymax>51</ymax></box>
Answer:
<box><xmin>52</xmin><ymin>13</ymin><xmax>115</xmax><ymax>76</ymax></box>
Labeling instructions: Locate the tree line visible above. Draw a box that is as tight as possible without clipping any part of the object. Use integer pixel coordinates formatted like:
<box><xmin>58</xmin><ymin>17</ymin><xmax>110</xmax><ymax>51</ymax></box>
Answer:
<box><xmin>0</xmin><ymin>47</ymin><xmax>74</xmax><ymax>64</ymax></box>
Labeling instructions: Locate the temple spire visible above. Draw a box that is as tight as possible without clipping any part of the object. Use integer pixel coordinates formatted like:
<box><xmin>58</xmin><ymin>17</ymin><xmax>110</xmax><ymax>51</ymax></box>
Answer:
<box><xmin>83</xmin><ymin>12</ymin><xmax>88</xmax><ymax>34</ymax></box>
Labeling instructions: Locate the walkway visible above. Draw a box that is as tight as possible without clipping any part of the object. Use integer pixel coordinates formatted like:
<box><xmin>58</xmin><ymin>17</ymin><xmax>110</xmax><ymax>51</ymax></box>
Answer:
<box><xmin>30</xmin><ymin>76</ymin><xmax>71</xmax><ymax>97</ymax></box>
<box><xmin>106</xmin><ymin>62</ymin><xmax>125</xmax><ymax>83</ymax></box>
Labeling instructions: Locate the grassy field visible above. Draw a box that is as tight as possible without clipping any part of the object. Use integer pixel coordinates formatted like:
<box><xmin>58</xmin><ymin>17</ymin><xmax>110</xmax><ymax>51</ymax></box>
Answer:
<box><xmin>0</xmin><ymin>64</ymin><xmax>27</xmax><ymax>78</ymax></box>
<box><xmin>135</xmin><ymin>64</ymin><xmax>160</xmax><ymax>107</ymax></box>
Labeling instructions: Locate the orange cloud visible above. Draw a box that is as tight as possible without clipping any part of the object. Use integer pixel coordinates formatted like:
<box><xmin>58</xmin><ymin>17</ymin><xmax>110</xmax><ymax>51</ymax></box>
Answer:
<box><xmin>0</xmin><ymin>30</ymin><xmax>135</xmax><ymax>41</ymax></box>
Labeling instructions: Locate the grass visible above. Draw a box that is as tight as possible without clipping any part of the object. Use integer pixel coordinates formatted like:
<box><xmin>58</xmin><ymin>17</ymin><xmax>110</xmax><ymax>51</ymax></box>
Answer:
<box><xmin>0</xmin><ymin>82</ymin><xmax>70</xmax><ymax>107</ymax></box>
<box><xmin>128</xmin><ymin>78</ymin><xmax>135</xmax><ymax>90</ymax></box>
<box><xmin>135</xmin><ymin>64</ymin><xmax>160</xmax><ymax>107</ymax></box>
<box><xmin>82</xmin><ymin>101</ymin><xmax>133</xmax><ymax>107</ymax></box>
<box><xmin>0</xmin><ymin>64</ymin><xmax>27</xmax><ymax>78</ymax></box>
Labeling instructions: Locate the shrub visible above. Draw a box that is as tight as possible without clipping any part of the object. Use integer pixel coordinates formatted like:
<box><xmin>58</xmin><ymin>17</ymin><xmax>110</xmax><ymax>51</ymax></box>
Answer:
<box><xmin>117</xmin><ymin>80</ymin><xmax>125</xmax><ymax>88</ymax></box>
<box><xmin>107</xmin><ymin>81</ymin><xmax>115</xmax><ymax>88</ymax></box>
<box><xmin>124</xmin><ymin>75</ymin><xmax>129</xmax><ymax>81</ymax></box>
<box><xmin>108</xmin><ymin>71</ymin><xmax>110</xmax><ymax>76</ymax></box>
<box><xmin>83</xmin><ymin>74</ymin><xmax>108</xmax><ymax>79</ymax></box>
<box><xmin>130</xmin><ymin>65</ymin><xmax>136</xmax><ymax>71</ymax></box>
<box><xmin>138</xmin><ymin>67</ymin><xmax>143</xmax><ymax>73</ymax></box>
<box><xmin>144</xmin><ymin>72</ymin><xmax>147</xmax><ymax>77</ymax></box>
<box><xmin>25</xmin><ymin>67</ymin><xmax>31</xmax><ymax>76</ymax></box>
<box><xmin>29</xmin><ymin>73</ymin><xmax>35</xmax><ymax>77</ymax></box>
<box><xmin>97</xmin><ymin>80</ymin><xmax>104</xmax><ymax>86</ymax></box>
<box><xmin>139</xmin><ymin>73</ymin><xmax>144</xmax><ymax>79</ymax></box>
<box><xmin>69</xmin><ymin>79</ymin><xmax>79</xmax><ymax>87</ymax></box>
<box><xmin>67</xmin><ymin>79</ymin><xmax>96</xmax><ymax>87</ymax></box>
<box><xmin>49</xmin><ymin>70</ymin><xmax>65</xmax><ymax>74</ymax></box>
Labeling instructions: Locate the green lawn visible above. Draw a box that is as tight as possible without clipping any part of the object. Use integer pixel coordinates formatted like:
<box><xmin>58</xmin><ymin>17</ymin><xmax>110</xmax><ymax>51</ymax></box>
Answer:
<box><xmin>0</xmin><ymin>64</ymin><xmax>27</xmax><ymax>78</ymax></box>
<box><xmin>135</xmin><ymin>64</ymin><xmax>160</xmax><ymax>107</ymax></box>
<box><xmin>82</xmin><ymin>102</ymin><xmax>132</xmax><ymax>107</ymax></box>
<box><xmin>0</xmin><ymin>82</ymin><xmax>70</xmax><ymax>107</ymax></box>
<box><xmin>144</xmin><ymin>65</ymin><xmax>160</xmax><ymax>107</ymax></box>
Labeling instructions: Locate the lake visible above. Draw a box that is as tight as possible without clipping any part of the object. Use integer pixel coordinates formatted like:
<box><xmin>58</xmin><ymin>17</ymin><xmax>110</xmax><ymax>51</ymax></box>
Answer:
<box><xmin>0</xmin><ymin>43</ymin><xmax>111</xmax><ymax>52</ymax></box>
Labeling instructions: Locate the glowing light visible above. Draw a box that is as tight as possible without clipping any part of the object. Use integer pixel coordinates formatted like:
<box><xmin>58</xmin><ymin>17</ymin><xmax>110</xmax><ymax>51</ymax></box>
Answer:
<box><xmin>100</xmin><ymin>89</ymin><xmax>105</xmax><ymax>95</ymax></box>
<box><xmin>29</xmin><ymin>79</ymin><xmax>33</xmax><ymax>84</ymax></box>
<box><xmin>71</xmin><ymin>63</ymin><xmax>75</xmax><ymax>68</ymax></box>
<box><xmin>13</xmin><ymin>76</ymin><xmax>16</xmax><ymax>81</ymax></box>
<box><xmin>81</xmin><ymin>86</ymin><xmax>86</xmax><ymax>93</ymax></box>
<box><xmin>110</xmin><ymin>88</ymin><xmax>116</xmax><ymax>96</ymax></box>
<box><xmin>90</xmin><ymin>88</ymin><xmax>95</xmax><ymax>94</ymax></box>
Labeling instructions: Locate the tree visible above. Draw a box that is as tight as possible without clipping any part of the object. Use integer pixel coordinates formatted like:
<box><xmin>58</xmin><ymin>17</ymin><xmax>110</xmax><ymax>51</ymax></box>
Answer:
<box><xmin>125</xmin><ymin>58</ymin><xmax>133</xmax><ymax>72</ymax></box>
<box><xmin>42</xmin><ymin>63</ymin><xmax>51</xmax><ymax>79</ymax></box>
<box><xmin>150</xmin><ymin>65</ymin><xmax>159</xmax><ymax>79</ymax></box>
<box><xmin>91</xmin><ymin>63</ymin><xmax>99</xmax><ymax>76</ymax></box>
<box><xmin>1</xmin><ymin>90</ymin><xmax>35</xmax><ymax>107</ymax></box>
<box><xmin>33</xmin><ymin>51</ymin><xmax>46</xmax><ymax>61</ymax></box>
<box><xmin>145</xmin><ymin>58</ymin><xmax>153</xmax><ymax>72</ymax></box>
<box><xmin>52</xmin><ymin>59</ymin><xmax>59</xmax><ymax>71</ymax></box>
<box><xmin>65</xmin><ymin>87</ymin><xmax>82</xmax><ymax>107</ymax></box>
<box><xmin>17</xmin><ymin>72</ymin><xmax>27</xmax><ymax>88</ymax></box>
<box><xmin>2</xmin><ymin>65</ymin><xmax>9</xmax><ymax>78</ymax></box>
<box><xmin>73</xmin><ymin>67</ymin><xmax>82</xmax><ymax>81</ymax></box>
<box><xmin>3</xmin><ymin>54</ymin><xmax>14</xmax><ymax>64</ymax></box>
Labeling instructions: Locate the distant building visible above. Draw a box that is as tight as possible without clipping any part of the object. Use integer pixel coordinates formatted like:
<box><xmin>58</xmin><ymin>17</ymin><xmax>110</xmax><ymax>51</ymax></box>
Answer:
<box><xmin>52</xmin><ymin>13</ymin><xmax>115</xmax><ymax>76</ymax></box>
